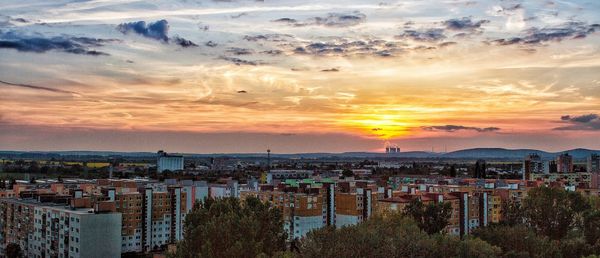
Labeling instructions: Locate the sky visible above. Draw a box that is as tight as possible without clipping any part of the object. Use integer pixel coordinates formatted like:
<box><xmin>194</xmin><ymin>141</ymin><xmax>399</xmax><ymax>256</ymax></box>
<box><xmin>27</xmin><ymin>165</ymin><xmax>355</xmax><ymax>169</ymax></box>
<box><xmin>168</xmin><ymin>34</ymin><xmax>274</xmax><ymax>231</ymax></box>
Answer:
<box><xmin>1</xmin><ymin>0</ymin><xmax>600</xmax><ymax>153</ymax></box>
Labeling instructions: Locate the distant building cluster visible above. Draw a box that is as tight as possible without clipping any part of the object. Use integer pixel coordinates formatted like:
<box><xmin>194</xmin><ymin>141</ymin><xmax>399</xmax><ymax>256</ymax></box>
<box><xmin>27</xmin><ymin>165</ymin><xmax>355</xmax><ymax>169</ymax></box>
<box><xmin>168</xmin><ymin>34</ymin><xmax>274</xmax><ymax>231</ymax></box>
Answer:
<box><xmin>1</xmin><ymin>150</ymin><xmax>600</xmax><ymax>256</ymax></box>
<box><xmin>522</xmin><ymin>153</ymin><xmax>600</xmax><ymax>187</ymax></box>
<box><xmin>0</xmin><ymin>178</ymin><xmax>240</xmax><ymax>256</ymax></box>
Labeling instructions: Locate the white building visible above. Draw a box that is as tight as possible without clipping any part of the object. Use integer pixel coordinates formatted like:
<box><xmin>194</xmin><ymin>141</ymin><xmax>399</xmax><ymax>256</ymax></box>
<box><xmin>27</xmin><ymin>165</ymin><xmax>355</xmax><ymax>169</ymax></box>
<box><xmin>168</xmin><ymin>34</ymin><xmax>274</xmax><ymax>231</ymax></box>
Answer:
<box><xmin>26</xmin><ymin>202</ymin><xmax>121</xmax><ymax>258</ymax></box>
<box><xmin>157</xmin><ymin>150</ymin><xmax>184</xmax><ymax>173</ymax></box>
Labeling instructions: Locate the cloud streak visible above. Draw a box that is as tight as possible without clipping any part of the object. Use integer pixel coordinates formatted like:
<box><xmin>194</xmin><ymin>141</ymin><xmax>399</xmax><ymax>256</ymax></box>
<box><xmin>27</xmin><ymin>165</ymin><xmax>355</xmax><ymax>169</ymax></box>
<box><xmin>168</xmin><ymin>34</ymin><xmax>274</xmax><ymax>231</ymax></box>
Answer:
<box><xmin>490</xmin><ymin>22</ymin><xmax>600</xmax><ymax>46</ymax></box>
<box><xmin>396</xmin><ymin>29</ymin><xmax>446</xmax><ymax>42</ymax></box>
<box><xmin>555</xmin><ymin>114</ymin><xmax>600</xmax><ymax>131</ymax></box>
<box><xmin>273</xmin><ymin>11</ymin><xmax>366</xmax><ymax>27</ymax></box>
<box><xmin>422</xmin><ymin>125</ymin><xmax>501</xmax><ymax>133</ymax></box>
<box><xmin>443</xmin><ymin>17</ymin><xmax>489</xmax><ymax>32</ymax></box>
<box><xmin>0</xmin><ymin>31</ymin><xmax>111</xmax><ymax>56</ymax></box>
<box><xmin>0</xmin><ymin>80</ymin><xmax>80</xmax><ymax>95</ymax></box>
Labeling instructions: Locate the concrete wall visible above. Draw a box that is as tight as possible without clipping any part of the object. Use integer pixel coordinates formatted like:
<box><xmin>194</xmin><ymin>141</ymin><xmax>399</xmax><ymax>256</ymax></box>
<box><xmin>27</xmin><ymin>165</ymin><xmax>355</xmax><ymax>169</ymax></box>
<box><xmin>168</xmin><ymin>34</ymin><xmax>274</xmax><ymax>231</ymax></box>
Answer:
<box><xmin>79</xmin><ymin>213</ymin><xmax>122</xmax><ymax>258</ymax></box>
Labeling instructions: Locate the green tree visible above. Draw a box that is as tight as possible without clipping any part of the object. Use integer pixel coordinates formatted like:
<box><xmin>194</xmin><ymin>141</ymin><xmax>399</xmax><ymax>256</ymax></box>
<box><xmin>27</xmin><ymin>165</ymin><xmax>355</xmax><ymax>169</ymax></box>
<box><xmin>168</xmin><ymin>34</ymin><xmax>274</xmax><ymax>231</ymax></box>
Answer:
<box><xmin>341</xmin><ymin>169</ymin><xmax>354</xmax><ymax>178</ymax></box>
<box><xmin>6</xmin><ymin>243</ymin><xmax>22</xmax><ymax>258</ymax></box>
<box><xmin>584</xmin><ymin>210</ymin><xmax>600</xmax><ymax>245</ymax></box>
<box><xmin>559</xmin><ymin>237</ymin><xmax>595</xmax><ymax>258</ymax></box>
<box><xmin>449</xmin><ymin>165</ymin><xmax>457</xmax><ymax>177</ymax></box>
<box><xmin>456</xmin><ymin>238</ymin><xmax>502</xmax><ymax>258</ymax></box>
<box><xmin>403</xmin><ymin>199</ymin><xmax>452</xmax><ymax>235</ymax></box>
<box><xmin>501</xmin><ymin>199</ymin><xmax>524</xmax><ymax>226</ymax></box>
<box><xmin>472</xmin><ymin>224</ymin><xmax>561</xmax><ymax>258</ymax></box>
<box><xmin>300</xmin><ymin>214</ymin><xmax>499</xmax><ymax>258</ymax></box>
<box><xmin>522</xmin><ymin>187</ymin><xmax>590</xmax><ymax>240</ymax></box>
<box><xmin>171</xmin><ymin>197</ymin><xmax>287</xmax><ymax>258</ymax></box>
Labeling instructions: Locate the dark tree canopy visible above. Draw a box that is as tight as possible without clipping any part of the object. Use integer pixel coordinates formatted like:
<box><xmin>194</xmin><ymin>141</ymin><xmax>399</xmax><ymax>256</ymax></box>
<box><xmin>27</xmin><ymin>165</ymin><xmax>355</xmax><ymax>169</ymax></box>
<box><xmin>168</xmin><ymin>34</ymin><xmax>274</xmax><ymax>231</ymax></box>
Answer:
<box><xmin>500</xmin><ymin>199</ymin><xmax>524</xmax><ymax>227</ymax></box>
<box><xmin>523</xmin><ymin>187</ymin><xmax>591</xmax><ymax>240</ymax></box>
<box><xmin>585</xmin><ymin>210</ymin><xmax>600</xmax><ymax>245</ymax></box>
<box><xmin>171</xmin><ymin>197</ymin><xmax>287</xmax><ymax>258</ymax></box>
<box><xmin>403</xmin><ymin>199</ymin><xmax>452</xmax><ymax>235</ymax></box>
<box><xmin>299</xmin><ymin>214</ymin><xmax>499</xmax><ymax>258</ymax></box>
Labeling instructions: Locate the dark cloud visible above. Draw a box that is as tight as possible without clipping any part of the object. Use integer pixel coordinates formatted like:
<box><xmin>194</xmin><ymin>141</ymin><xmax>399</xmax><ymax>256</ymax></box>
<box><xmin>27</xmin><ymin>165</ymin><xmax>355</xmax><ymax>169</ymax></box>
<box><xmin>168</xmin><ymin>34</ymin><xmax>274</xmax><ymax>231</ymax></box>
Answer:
<box><xmin>489</xmin><ymin>22</ymin><xmax>600</xmax><ymax>46</ymax></box>
<box><xmin>0</xmin><ymin>80</ymin><xmax>80</xmax><ymax>95</ymax></box>
<box><xmin>117</xmin><ymin>20</ymin><xmax>169</xmax><ymax>41</ymax></box>
<box><xmin>272</xmin><ymin>18</ymin><xmax>297</xmax><ymax>24</ymax></box>
<box><xmin>422</xmin><ymin>125</ymin><xmax>500</xmax><ymax>133</ymax></box>
<box><xmin>219</xmin><ymin>56</ymin><xmax>262</xmax><ymax>66</ymax></box>
<box><xmin>555</xmin><ymin>114</ymin><xmax>600</xmax><ymax>131</ymax></box>
<box><xmin>12</xmin><ymin>18</ymin><xmax>28</xmax><ymax>23</ymax></box>
<box><xmin>443</xmin><ymin>17</ymin><xmax>489</xmax><ymax>31</ymax></box>
<box><xmin>439</xmin><ymin>41</ymin><xmax>457</xmax><ymax>47</ymax></box>
<box><xmin>243</xmin><ymin>34</ymin><xmax>293</xmax><ymax>42</ymax></box>
<box><xmin>396</xmin><ymin>29</ymin><xmax>446</xmax><ymax>42</ymax></box>
<box><xmin>172</xmin><ymin>37</ymin><xmax>198</xmax><ymax>47</ymax></box>
<box><xmin>237</xmin><ymin>90</ymin><xmax>247</xmax><ymax>93</ymax></box>
<box><xmin>293</xmin><ymin>39</ymin><xmax>401</xmax><ymax>57</ymax></box>
<box><xmin>205</xmin><ymin>41</ymin><xmax>218</xmax><ymax>47</ymax></box>
<box><xmin>273</xmin><ymin>11</ymin><xmax>366</xmax><ymax>27</ymax></box>
<box><xmin>261</xmin><ymin>49</ymin><xmax>283</xmax><ymax>55</ymax></box>
<box><xmin>561</xmin><ymin>114</ymin><xmax>598</xmax><ymax>123</ymax></box>
<box><xmin>321</xmin><ymin>68</ymin><xmax>339</xmax><ymax>72</ymax></box>
<box><xmin>117</xmin><ymin>19</ymin><xmax>197</xmax><ymax>47</ymax></box>
<box><xmin>505</xmin><ymin>4</ymin><xmax>523</xmax><ymax>11</ymax></box>
<box><xmin>0</xmin><ymin>31</ymin><xmax>111</xmax><ymax>56</ymax></box>
<box><xmin>226</xmin><ymin>47</ymin><xmax>253</xmax><ymax>55</ymax></box>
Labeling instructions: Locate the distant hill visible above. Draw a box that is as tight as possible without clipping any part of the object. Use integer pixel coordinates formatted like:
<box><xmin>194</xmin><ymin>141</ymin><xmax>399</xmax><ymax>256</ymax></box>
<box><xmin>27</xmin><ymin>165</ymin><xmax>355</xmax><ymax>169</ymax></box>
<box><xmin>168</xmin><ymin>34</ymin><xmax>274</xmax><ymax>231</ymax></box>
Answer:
<box><xmin>440</xmin><ymin>148</ymin><xmax>599</xmax><ymax>160</ymax></box>
<box><xmin>441</xmin><ymin>148</ymin><xmax>551</xmax><ymax>159</ymax></box>
<box><xmin>0</xmin><ymin>148</ymin><xmax>598</xmax><ymax>160</ymax></box>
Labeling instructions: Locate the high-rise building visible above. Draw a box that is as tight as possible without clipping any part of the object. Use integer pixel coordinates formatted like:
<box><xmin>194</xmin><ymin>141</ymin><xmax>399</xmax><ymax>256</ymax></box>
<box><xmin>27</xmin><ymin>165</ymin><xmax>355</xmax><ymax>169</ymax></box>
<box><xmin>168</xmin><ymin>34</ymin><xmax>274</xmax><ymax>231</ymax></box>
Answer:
<box><xmin>546</xmin><ymin>160</ymin><xmax>558</xmax><ymax>174</ymax></box>
<box><xmin>0</xmin><ymin>198</ymin><xmax>122</xmax><ymax>258</ymax></box>
<box><xmin>473</xmin><ymin>160</ymin><xmax>486</xmax><ymax>178</ymax></box>
<box><xmin>588</xmin><ymin>154</ymin><xmax>600</xmax><ymax>173</ymax></box>
<box><xmin>335</xmin><ymin>188</ymin><xmax>377</xmax><ymax>228</ymax></box>
<box><xmin>523</xmin><ymin>153</ymin><xmax>544</xmax><ymax>180</ymax></box>
<box><xmin>157</xmin><ymin>150</ymin><xmax>184</xmax><ymax>173</ymax></box>
<box><xmin>557</xmin><ymin>153</ymin><xmax>574</xmax><ymax>173</ymax></box>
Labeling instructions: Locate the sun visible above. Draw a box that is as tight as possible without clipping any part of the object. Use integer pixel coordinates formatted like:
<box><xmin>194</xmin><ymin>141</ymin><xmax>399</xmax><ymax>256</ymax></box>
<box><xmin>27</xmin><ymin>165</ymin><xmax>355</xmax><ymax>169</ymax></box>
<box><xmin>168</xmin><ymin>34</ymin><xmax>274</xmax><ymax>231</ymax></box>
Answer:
<box><xmin>337</xmin><ymin>113</ymin><xmax>415</xmax><ymax>139</ymax></box>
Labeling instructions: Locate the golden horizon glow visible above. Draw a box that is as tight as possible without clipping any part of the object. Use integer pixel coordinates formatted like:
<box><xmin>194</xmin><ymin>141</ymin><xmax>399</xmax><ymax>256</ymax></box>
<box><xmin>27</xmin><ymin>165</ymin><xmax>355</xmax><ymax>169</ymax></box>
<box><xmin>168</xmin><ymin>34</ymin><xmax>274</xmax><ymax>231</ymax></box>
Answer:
<box><xmin>1</xmin><ymin>0</ymin><xmax>600</xmax><ymax>152</ymax></box>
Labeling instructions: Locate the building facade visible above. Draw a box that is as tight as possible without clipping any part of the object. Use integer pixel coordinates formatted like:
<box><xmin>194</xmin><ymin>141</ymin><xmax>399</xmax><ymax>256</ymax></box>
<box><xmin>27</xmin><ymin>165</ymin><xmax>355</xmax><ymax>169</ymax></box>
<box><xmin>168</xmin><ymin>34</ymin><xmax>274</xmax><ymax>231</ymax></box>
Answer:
<box><xmin>157</xmin><ymin>151</ymin><xmax>184</xmax><ymax>173</ymax></box>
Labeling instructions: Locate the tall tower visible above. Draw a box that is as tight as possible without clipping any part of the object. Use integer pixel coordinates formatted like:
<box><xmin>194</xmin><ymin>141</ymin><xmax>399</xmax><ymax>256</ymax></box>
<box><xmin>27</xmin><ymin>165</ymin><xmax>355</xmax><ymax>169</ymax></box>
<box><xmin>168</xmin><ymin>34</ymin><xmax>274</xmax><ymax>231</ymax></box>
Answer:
<box><xmin>588</xmin><ymin>154</ymin><xmax>600</xmax><ymax>173</ymax></box>
<box><xmin>267</xmin><ymin>149</ymin><xmax>271</xmax><ymax>173</ymax></box>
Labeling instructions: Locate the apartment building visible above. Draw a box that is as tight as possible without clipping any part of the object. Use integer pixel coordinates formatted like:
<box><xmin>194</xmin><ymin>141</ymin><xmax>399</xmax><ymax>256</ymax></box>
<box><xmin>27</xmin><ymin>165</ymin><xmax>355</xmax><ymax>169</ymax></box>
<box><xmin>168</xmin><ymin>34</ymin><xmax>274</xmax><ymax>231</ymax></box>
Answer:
<box><xmin>376</xmin><ymin>193</ymin><xmax>462</xmax><ymax>235</ymax></box>
<box><xmin>0</xmin><ymin>198</ymin><xmax>121</xmax><ymax>258</ymax></box>
<box><xmin>335</xmin><ymin>188</ymin><xmax>378</xmax><ymax>227</ymax></box>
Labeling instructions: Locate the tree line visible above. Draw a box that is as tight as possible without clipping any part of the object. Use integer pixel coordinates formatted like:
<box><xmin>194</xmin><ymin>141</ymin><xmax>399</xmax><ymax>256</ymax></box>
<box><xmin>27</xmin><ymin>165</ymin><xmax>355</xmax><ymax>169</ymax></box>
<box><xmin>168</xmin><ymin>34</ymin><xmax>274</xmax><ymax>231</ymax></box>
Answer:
<box><xmin>171</xmin><ymin>187</ymin><xmax>600</xmax><ymax>258</ymax></box>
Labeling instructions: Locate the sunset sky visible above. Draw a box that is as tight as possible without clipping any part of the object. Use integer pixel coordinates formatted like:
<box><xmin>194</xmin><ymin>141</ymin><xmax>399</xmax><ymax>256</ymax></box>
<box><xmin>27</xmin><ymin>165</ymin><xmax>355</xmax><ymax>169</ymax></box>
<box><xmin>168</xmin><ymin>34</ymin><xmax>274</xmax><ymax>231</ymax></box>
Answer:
<box><xmin>1</xmin><ymin>0</ymin><xmax>600</xmax><ymax>153</ymax></box>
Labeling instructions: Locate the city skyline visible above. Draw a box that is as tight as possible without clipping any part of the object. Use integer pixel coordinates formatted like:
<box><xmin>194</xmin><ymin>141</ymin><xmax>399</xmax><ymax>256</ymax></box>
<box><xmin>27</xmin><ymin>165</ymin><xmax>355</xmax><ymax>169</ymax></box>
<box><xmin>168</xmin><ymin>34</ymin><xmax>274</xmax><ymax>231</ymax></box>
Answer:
<box><xmin>2</xmin><ymin>0</ymin><xmax>600</xmax><ymax>153</ymax></box>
